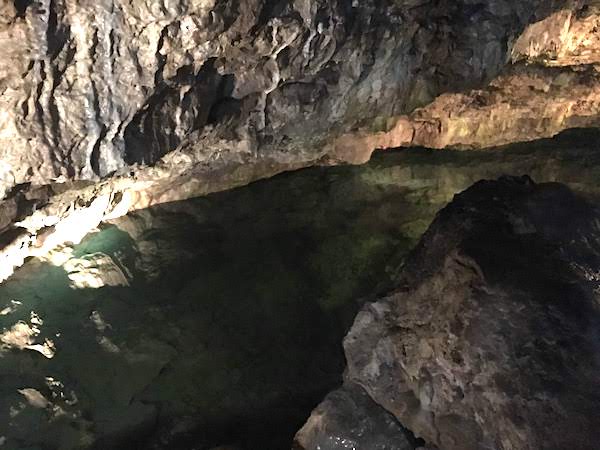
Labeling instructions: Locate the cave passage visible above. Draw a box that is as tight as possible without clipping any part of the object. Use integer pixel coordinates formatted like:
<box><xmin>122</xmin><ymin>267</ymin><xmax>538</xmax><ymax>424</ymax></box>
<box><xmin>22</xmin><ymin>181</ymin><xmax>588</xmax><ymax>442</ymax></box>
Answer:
<box><xmin>1</xmin><ymin>129</ymin><xmax>600</xmax><ymax>450</ymax></box>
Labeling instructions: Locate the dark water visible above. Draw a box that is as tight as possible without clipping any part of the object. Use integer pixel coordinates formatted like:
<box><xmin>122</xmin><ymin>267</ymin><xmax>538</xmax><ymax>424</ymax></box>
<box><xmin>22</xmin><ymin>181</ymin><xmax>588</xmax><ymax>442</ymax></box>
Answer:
<box><xmin>2</xmin><ymin>130</ymin><xmax>600</xmax><ymax>450</ymax></box>
<box><xmin>0</xmin><ymin>159</ymin><xmax>427</xmax><ymax>450</ymax></box>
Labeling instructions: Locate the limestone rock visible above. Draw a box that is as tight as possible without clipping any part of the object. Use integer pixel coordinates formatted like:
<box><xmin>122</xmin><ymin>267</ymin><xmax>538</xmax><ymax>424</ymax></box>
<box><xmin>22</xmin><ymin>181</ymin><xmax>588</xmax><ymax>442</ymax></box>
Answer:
<box><xmin>0</xmin><ymin>0</ymin><xmax>578</xmax><ymax>200</ymax></box>
<box><xmin>5</xmin><ymin>1</ymin><xmax>600</xmax><ymax>284</ymax></box>
<box><xmin>511</xmin><ymin>6</ymin><xmax>600</xmax><ymax>66</ymax></box>
<box><xmin>329</xmin><ymin>63</ymin><xmax>600</xmax><ymax>162</ymax></box>
<box><xmin>327</xmin><ymin>5</ymin><xmax>600</xmax><ymax>162</ymax></box>
<box><xmin>344</xmin><ymin>176</ymin><xmax>600</xmax><ymax>450</ymax></box>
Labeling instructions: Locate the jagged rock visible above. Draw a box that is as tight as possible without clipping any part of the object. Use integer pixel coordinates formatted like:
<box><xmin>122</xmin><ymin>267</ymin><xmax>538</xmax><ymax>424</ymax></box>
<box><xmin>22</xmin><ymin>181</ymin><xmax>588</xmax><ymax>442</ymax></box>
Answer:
<box><xmin>511</xmin><ymin>6</ymin><xmax>600</xmax><ymax>66</ymax></box>
<box><xmin>3</xmin><ymin>125</ymin><xmax>600</xmax><ymax>284</ymax></box>
<box><xmin>294</xmin><ymin>382</ymin><xmax>416</xmax><ymax>450</ymax></box>
<box><xmin>329</xmin><ymin>4</ymin><xmax>600</xmax><ymax>162</ymax></box>
<box><xmin>0</xmin><ymin>0</ymin><xmax>578</xmax><ymax>201</ymax></box>
<box><xmin>343</xmin><ymin>176</ymin><xmax>600</xmax><ymax>450</ymax></box>
<box><xmin>3</xmin><ymin>139</ymin><xmax>600</xmax><ymax>448</ymax></box>
<box><xmin>330</xmin><ymin>62</ymin><xmax>600</xmax><ymax>163</ymax></box>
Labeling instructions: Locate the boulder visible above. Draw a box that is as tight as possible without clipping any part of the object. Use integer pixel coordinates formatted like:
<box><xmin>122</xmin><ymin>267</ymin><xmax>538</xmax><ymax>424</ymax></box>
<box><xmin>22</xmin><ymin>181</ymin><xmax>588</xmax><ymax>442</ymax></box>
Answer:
<box><xmin>343</xmin><ymin>176</ymin><xmax>600</xmax><ymax>450</ymax></box>
<box><xmin>294</xmin><ymin>383</ymin><xmax>415</xmax><ymax>450</ymax></box>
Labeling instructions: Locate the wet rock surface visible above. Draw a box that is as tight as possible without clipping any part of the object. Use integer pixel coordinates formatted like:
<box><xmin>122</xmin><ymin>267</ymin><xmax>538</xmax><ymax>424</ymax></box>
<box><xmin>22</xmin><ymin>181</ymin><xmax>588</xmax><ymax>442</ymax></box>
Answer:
<box><xmin>2</xmin><ymin>125</ymin><xmax>600</xmax><ymax>286</ymax></box>
<box><xmin>293</xmin><ymin>382</ymin><xmax>416</xmax><ymax>450</ymax></box>
<box><xmin>2</xmin><ymin>1</ymin><xmax>600</xmax><ymax>449</ymax></box>
<box><xmin>341</xmin><ymin>176</ymin><xmax>600</xmax><ymax>450</ymax></box>
<box><xmin>4</xmin><ymin>2</ymin><xmax>600</xmax><ymax>288</ymax></box>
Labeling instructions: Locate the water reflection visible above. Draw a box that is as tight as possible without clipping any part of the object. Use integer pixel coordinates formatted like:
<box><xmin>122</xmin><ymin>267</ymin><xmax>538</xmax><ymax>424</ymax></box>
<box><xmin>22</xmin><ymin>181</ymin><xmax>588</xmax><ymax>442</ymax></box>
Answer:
<box><xmin>2</xmin><ymin>131</ymin><xmax>600</xmax><ymax>449</ymax></box>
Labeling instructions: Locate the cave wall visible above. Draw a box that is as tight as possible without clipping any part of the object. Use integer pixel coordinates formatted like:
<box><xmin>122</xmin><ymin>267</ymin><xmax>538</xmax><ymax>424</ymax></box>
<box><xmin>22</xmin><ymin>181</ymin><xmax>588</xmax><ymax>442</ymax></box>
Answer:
<box><xmin>0</xmin><ymin>0</ymin><xmax>572</xmax><ymax>199</ymax></box>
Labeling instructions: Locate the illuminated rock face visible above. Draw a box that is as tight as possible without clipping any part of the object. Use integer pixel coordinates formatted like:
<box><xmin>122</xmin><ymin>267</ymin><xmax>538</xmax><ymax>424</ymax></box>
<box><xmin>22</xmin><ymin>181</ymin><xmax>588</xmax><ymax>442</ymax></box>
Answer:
<box><xmin>4</xmin><ymin>1</ymin><xmax>600</xmax><ymax>281</ymax></box>
<box><xmin>328</xmin><ymin>6</ymin><xmax>600</xmax><ymax>163</ymax></box>
<box><xmin>314</xmin><ymin>177</ymin><xmax>600</xmax><ymax>450</ymax></box>
<box><xmin>0</xmin><ymin>0</ymin><xmax>575</xmax><ymax>201</ymax></box>
<box><xmin>3</xmin><ymin>2</ymin><xmax>600</xmax><ymax>448</ymax></box>
<box><xmin>329</xmin><ymin>65</ymin><xmax>600</xmax><ymax>163</ymax></box>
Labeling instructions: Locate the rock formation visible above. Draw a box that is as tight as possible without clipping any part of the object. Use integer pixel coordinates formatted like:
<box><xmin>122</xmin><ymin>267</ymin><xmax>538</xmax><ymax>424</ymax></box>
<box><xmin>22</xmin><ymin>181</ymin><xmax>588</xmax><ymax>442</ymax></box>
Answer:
<box><xmin>300</xmin><ymin>176</ymin><xmax>600</xmax><ymax>450</ymax></box>
<box><xmin>3</xmin><ymin>142</ymin><xmax>600</xmax><ymax>449</ymax></box>
<box><xmin>294</xmin><ymin>383</ymin><xmax>416</xmax><ymax>450</ymax></box>
<box><xmin>329</xmin><ymin>5</ymin><xmax>600</xmax><ymax>162</ymax></box>
<box><xmin>0</xmin><ymin>0</ymin><xmax>575</xmax><ymax>199</ymax></box>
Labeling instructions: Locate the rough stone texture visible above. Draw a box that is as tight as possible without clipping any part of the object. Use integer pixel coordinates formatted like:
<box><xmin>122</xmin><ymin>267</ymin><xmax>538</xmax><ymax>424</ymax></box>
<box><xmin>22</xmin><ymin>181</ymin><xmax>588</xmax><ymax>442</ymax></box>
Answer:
<box><xmin>294</xmin><ymin>383</ymin><xmax>415</xmax><ymax>450</ymax></box>
<box><xmin>0</xmin><ymin>0</ymin><xmax>577</xmax><ymax>200</ymax></box>
<box><xmin>511</xmin><ymin>6</ymin><xmax>600</xmax><ymax>66</ymax></box>
<box><xmin>343</xmin><ymin>176</ymin><xmax>600</xmax><ymax>450</ymax></box>
<box><xmin>329</xmin><ymin>63</ymin><xmax>600</xmax><ymax>163</ymax></box>
<box><xmin>329</xmin><ymin>4</ymin><xmax>600</xmax><ymax>163</ymax></box>
<box><xmin>5</xmin><ymin>141</ymin><xmax>600</xmax><ymax>449</ymax></box>
<box><xmin>1</xmin><ymin>153</ymin><xmax>445</xmax><ymax>450</ymax></box>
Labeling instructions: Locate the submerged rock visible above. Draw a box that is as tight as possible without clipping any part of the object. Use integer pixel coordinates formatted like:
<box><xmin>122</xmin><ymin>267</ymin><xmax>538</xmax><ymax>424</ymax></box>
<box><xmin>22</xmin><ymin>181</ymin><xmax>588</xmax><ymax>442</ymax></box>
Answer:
<box><xmin>340</xmin><ymin>176</ymin><xmax>600</xmax><ymax>450</ymax></box>
<box><xmin>4</xmin><ymin>140</ymin><xmax>600</xmax><ymax>448</ymax></box>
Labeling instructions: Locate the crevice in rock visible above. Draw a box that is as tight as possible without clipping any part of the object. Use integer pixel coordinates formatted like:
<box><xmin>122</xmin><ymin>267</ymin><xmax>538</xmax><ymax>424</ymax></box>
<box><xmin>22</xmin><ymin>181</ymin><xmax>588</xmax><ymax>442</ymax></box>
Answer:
<box><xmin>153</xmin><ymin>24</ymin><xmax>169</xmax><ymax>86</ymax></box>
<box><xmin>123</xmin><ymin>58</ymin><xmax>233</xmax><ymax>165</ymax></box>
<box><xmin>90</xmin><ymin>125</ymin><xmax>108</xmax><ymax>176</ymax></box>
<box><xmin>206</xmin><ymin>74</ymin><xmax>241</xmax><ymax>125</ymax></box>
<box><xmin>46</xmin><ymin>0</ymin><xmax>66</xmax><ymax>59</ymax></box>
<box><xmin>214</xmin><ymin>0</ymin><xmax>242</xmax><ymax>30</ymax></box>
<box><xmin>13</xmin><ymin>0</ymin><xmax>32</xmax><ymax>18</ymax></box>
<box><xmin>257</xmin><ymin>0</ymin><xmax>289</xmax><ymax>28</ymax></box>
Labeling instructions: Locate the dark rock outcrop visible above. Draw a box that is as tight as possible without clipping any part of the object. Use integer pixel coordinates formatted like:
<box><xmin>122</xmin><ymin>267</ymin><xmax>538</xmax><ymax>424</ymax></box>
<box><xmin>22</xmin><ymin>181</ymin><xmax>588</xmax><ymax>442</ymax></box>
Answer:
<box><xmin>306</xmin><ymin>176</ymin><xmax>600</xmax><ymax>450</ymax></box>
<box><xmin>294</xmin><ymin>383</ymin><xmax>415</xmax><ymax>450</ymax></box>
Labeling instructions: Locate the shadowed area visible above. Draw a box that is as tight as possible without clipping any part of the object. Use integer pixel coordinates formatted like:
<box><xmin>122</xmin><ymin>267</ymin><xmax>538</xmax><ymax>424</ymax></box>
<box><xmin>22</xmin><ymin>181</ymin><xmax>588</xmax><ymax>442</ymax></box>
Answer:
<box><xmin>2</xmin><ymin>129</ymin><xmax>600</xmax><ymax>449</ymax></box>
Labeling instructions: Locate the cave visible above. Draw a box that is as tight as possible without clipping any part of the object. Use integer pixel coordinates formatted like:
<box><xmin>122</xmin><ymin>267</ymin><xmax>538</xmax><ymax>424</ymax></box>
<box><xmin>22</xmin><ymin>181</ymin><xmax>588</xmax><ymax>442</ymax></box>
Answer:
<box><xmin>2</xmin><ymin>2</ymin><xmax>600</xmax><ymax>450</ymax></box>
